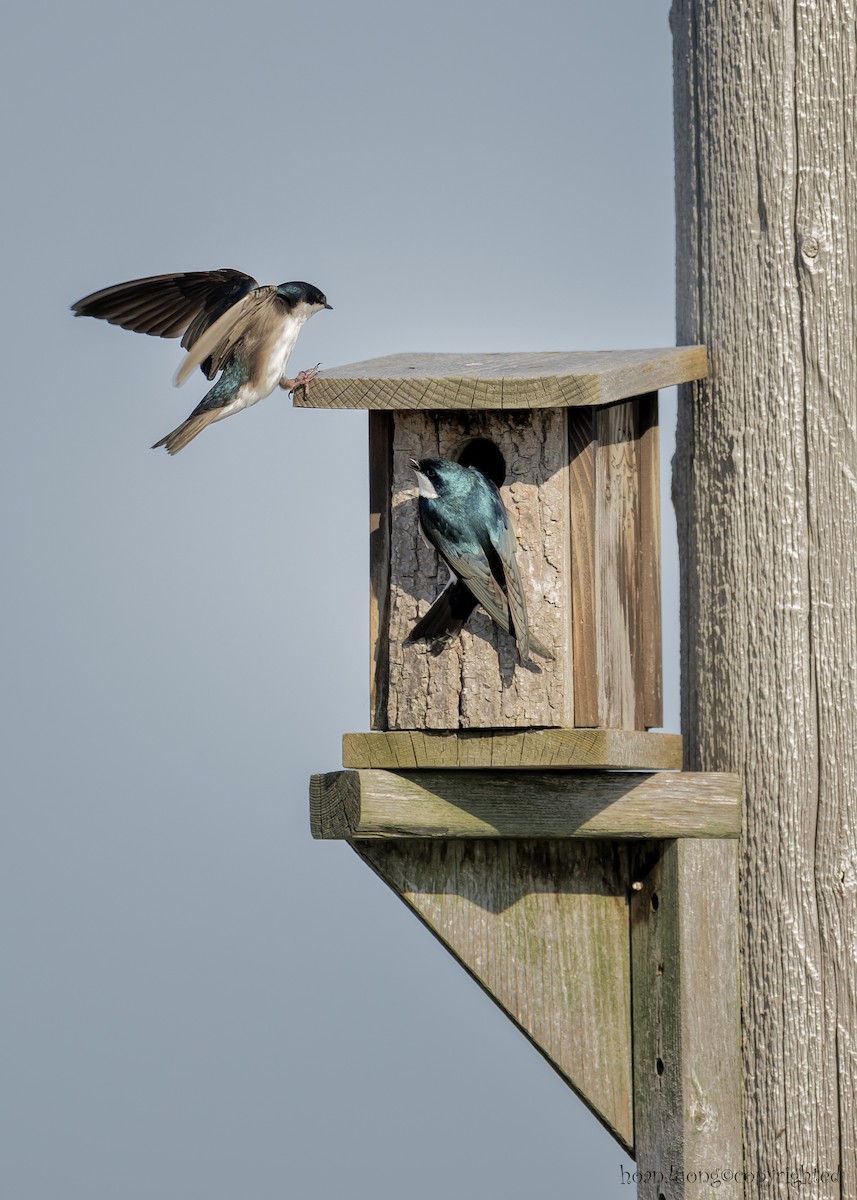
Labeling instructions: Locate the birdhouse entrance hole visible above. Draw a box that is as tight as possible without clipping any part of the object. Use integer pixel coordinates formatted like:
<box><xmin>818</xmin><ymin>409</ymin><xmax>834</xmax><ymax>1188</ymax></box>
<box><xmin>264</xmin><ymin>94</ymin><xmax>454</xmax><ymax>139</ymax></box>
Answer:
<box><xmin>453</xmin><ymin>436</ymin><xmax>506</xmax><ymax>487</ymax></box>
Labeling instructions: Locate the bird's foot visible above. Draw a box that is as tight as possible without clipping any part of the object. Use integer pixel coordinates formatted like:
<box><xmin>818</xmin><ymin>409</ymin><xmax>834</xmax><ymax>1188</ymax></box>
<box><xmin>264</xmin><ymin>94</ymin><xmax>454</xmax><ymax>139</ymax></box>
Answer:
<box><xmin>282</xmin><ymin>363</ymin><xmax>322</xmax><ymax>399</ymax></box>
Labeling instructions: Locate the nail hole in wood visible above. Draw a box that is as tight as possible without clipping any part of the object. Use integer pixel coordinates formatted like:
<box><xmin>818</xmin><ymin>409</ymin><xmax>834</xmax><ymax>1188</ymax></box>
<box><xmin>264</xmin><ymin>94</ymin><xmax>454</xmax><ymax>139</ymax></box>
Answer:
<box><xmin>651</xmin><ymin>892</ymin><xmax>660</xmax><ymax>911</ymax></box>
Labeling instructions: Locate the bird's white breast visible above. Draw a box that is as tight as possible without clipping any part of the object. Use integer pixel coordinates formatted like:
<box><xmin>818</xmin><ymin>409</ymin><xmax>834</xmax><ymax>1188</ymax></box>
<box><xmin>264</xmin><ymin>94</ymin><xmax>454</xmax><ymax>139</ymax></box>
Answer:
<box><xmin>218</xmin><ymin>313</ymin><xmax>308</xmax><ymax>419</ymax></box>
<box><xmin>258</xmin><ymin>312</ymin><xmax>307</xmax><ymax>394</ymax></box>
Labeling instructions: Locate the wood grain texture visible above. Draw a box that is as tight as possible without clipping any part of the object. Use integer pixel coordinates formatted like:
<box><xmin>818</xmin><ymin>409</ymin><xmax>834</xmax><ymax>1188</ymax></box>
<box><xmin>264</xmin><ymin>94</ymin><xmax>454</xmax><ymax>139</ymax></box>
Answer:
<box><xmin>384</xmin><ymin>410</ymin><xmax>573</xmax><ymax>729</ymax></box>
<box><xmin>637</xmin><ymin>395</ymin><xmax>663</xmax><ymax>728</ymax></box>
<box><xmin>572</xmin><ymin>398</ymin><xmax>663</xmax><ymax>731</ymax></box>
<box><xmin>631</xmin><ymin>841</ymin><xmax>743</xmax><ymax>1198</ymax></box>
<box><xmin>342</xmin><ymin>728</ymin><xmax>683</xmax><ymax>771</ymax></box>
<box><xmin>673</xmin><ymin>2</ymin><xmax>857</xmax><ymax>1194</ymax></box>
<box><xmin>293</xmin><ymin>348</ymin><xmax>708</xmax><ymax>411</ymax></box>
<box><xmin>369</xmin><ymin>412</ymin><xmax>392</xmax><ymax>730</ymax></box>
<box><xmin>354</xmin><ymin>838</ymin><xmax>635</xmax><ymax>1151</ymax></box>
<box><xmin>568</xmin><ymin>409</ymin><xmax>599</xmax><ymax>725</ymax></box>
<box><xmin>596</xmin><ymin>402</ymin><xmax>642</xmax><ymax>729</ymax></box>
<box><xmin>310</xmin><ymin>769</ymin><xmax>742</xmax><ymax>840</ymax></box>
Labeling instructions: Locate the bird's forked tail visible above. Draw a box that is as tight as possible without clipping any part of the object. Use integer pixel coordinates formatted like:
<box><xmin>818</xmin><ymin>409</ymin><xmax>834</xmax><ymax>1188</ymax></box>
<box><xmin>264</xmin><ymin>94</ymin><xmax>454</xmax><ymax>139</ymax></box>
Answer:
<box><xmin>151</xmin><ymin>410</ymin><xmax>220</xmax><ymax>455</ymax></box>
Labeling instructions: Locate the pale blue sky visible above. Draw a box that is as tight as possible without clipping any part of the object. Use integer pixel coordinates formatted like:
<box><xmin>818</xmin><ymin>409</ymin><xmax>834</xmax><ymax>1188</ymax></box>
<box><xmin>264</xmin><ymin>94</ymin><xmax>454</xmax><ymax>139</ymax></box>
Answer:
<box><xmin>2</xmin><ymin>2</ymin><xmax>678</xmax><ymax>1196</ymax></box>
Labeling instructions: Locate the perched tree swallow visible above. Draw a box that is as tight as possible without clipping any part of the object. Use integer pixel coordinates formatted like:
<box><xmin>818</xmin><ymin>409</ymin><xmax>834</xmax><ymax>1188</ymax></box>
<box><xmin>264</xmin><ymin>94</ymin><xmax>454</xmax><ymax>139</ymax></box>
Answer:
<box><xmin>72</xmin><ymin>269</ymin><xmax>332</xmax><ymax>453</ymax></box>
<box><xmin>407</xmin><ymin>457</ymin><xmax>553</xmax><ymax>662</ymax></box>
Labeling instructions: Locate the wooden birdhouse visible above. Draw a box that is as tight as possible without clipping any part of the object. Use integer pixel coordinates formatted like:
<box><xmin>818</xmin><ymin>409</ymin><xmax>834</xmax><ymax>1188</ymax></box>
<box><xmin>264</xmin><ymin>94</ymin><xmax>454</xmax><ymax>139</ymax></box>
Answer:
<box><xmin>301</xmin><ymin>347</ymin><xmax>745</xmax><ymax>1196</ymax></box>
<box><xmin>297</xmin><ymin>347</ymin><xmax>706</xmax><ymax>734</ymax></box>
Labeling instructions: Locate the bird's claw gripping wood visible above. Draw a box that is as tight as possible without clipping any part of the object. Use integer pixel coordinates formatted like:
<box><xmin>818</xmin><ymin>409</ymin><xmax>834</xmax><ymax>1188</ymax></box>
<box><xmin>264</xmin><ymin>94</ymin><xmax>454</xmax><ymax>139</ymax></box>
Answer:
<box><xmin>284</xmin><ymin>363</ymin><xmax>322</xmax><ymax>399</ymax></box>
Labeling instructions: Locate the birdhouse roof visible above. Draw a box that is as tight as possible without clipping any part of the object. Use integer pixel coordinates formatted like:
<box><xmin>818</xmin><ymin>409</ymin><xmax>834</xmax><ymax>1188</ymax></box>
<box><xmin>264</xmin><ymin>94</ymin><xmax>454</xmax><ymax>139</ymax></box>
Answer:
<box><xmin>293</xmin><ymin>347</ymin><xmax>707</xmax><ymax>411</ymax></box>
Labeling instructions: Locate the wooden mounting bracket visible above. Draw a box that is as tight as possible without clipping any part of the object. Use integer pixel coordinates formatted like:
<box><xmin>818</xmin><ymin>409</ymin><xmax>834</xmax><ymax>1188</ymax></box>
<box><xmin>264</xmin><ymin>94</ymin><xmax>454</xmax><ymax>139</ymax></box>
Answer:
<box><xmin>310</xmin><ymin>736</ymin><xmax>743</xmax><ymax>1199</ymax></box>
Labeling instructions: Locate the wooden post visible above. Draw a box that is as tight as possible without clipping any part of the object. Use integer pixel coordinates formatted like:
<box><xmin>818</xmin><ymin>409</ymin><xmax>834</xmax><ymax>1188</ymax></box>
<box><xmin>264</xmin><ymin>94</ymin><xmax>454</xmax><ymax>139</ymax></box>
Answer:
<box><xmin>631</xmin><ymin>840</ymin><xmax>743</xmax><ymax>1200</ymax></box>
<box><xmin>673</xmin><ymin>2</ymin><xmax>856</xmax><ymax>1195</ymax></box>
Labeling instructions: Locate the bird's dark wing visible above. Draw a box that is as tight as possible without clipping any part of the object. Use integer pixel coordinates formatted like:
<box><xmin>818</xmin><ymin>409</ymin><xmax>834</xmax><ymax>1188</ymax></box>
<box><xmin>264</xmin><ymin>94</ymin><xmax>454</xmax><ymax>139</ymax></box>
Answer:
<box><xmin>71</xmin><ymin>269</ymin><xmax>259</xmax><ymax>378</ymax></box>
<box><xmin>486</xmin><ymin>509</ymin><xmax>555</xmax><ymax>660</ymax></box>
<box><xmin>423</xmin><ymin>506</ymin><xmax>554</xmax><ymax>661</ymax></box>
<box><xmin>406</xmin><ymin>579</ymin><xmax>479</xmax><ymax>649</ymax></box>
<box><xmin>485</xmin><ymin>508</ymin><xmax>532</xmax><ymax>660</ymax></box>
<box><xmin>423</xmin><ymin>522</ymin><xmax>515</xmax><ymax>642</ymax></box>
<box><xmin>174</xmin><ymin>286</ymin><xmax>280</xmax><ymax>386</ymax></box>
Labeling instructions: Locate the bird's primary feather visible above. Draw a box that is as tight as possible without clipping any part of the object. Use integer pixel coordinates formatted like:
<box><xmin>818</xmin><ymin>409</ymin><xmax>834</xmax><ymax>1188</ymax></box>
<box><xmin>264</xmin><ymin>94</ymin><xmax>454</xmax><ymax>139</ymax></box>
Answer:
<box><xmin>71</xmin><ymin>269</ymin><xmax>259</xmax><ymax>378</ymax></box>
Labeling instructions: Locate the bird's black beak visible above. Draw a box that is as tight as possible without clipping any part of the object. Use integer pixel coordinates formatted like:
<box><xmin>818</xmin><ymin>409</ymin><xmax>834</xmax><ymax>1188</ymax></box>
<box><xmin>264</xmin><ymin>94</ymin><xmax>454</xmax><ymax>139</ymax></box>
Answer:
<box><xmin>324</xmin><ymin>303</ymin><xmax>333</xmax><ymax>310</ymax></box>
<box><xmin>409</xmin><ymin>457</ymin><xmax>420</xmax><ymax>470</ymax></box>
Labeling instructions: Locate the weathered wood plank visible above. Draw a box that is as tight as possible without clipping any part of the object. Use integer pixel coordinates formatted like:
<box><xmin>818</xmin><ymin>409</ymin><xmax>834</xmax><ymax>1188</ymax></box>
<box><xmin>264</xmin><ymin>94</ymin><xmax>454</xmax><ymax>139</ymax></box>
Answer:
<box><xmin>637</xmin><ymin>394</ymin><xmax>663</xmax><ymax>728</ymax></box>
<box><xmin>596</xmin><ymin>401</ymin><xmax>641</xmax><ymax>729</ymax></box>
<box><xmin>369</xmin><ymin>412</ymin><xmax>393</xmax><ymax>729</ymax></box>
<box><xmin>342</xmin><ymin>728</ymin><xmax>683</xmax><ymax>771</ymax></box>
<box><xmin>355</xmin><ymin>838</ymin><xmax>635</xmax><ymax>1152</ymax></box>
<box><xmin>310</xmin><ymin>769</ymin><xmax>742</xmax><ymax>841</ymax></box>
<box><xmin>568</xmin><ymin>409</ymin><xmax>600</xmax><ymax>725</ymax></box>
<box><xmin>630</xmin><ymin>840</ymin><xmax>742</xmax><ymax>1199</ymax></box>
<box><xmin>293</xmin><ymin>347</ymin><xmax>709</xmax><ymax>411</ymax></box>
<box><xmin>384</xmin><ymin>410</ymin><xmax>573</xmax><ymax>729</ymax></box>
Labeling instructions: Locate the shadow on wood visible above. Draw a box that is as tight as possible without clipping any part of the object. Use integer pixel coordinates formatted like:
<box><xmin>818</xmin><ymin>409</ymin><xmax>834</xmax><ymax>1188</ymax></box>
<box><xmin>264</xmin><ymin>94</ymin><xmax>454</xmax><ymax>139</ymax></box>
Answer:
<box><xmin>310</xmin><ymin>768</ymin><xmax>742</xmax><ymax>845</ymax></box>
<box><xmin>355</xmin><ymin>837</ymin><xmax>637</xmax><ymax>1153</ymax></box>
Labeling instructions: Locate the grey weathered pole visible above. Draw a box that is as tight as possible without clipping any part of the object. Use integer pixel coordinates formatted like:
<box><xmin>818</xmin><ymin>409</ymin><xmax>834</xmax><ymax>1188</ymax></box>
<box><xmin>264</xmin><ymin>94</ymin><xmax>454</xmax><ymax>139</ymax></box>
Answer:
<box><xmin>672</xmin><ymin>2</ymin><xmax>856</xmax><ymax>1196</ymax></box>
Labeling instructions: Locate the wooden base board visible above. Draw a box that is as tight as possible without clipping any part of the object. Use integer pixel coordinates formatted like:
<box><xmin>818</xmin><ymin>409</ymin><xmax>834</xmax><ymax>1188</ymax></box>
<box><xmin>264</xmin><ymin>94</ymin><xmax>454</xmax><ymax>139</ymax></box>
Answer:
<box><xmin>343</xmin><ymin>727</ymin><xmax>683</xmax><ymax>771</ymax></box>
<box><xmin>310</xmin><ymin>768</ymin><xmax>742</xmax><ymax>841</ymax></box>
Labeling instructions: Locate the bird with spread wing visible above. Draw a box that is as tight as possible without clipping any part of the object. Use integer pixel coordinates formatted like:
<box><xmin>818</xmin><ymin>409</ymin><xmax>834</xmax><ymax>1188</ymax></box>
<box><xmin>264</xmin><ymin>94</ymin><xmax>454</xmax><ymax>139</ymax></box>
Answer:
<box><xmin>72</xmin><ymin>269</ymin><xmax>331</xmax><ymax>453</ymax></box>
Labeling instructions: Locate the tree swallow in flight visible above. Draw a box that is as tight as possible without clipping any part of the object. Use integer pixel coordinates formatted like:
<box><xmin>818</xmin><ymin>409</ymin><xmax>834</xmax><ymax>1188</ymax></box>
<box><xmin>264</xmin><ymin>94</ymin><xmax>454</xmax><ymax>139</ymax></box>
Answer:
<box><xmin>407</xmin><ymin>457</ymin><xmax>553</xmax><ymax>662</ymax></box>
<box><xmin>72</xmin><ymin>269</ymin><xmax>332</xmax><ymax>453</ymax></box>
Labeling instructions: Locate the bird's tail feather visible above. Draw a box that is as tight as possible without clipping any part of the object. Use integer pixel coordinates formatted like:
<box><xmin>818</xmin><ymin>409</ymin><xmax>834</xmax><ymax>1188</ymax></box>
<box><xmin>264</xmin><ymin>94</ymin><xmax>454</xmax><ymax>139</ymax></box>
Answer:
<box><xmin>151</xmin><ymin>410</ymin><xmax>219</xmax><ymax>455</ymax></box>
<box><xmin>526</xmin><ymin>630</ymin><xmax>554</xmax><ymax>661</ymax></box>
<box><xmin>407</xmin><ymin>580</ymin><xmax>554</xmax><ymax>661</ymax></box>
<box><xmin>406</xmin><ymin>581</ymin><xmax>478</xmax><ymax>653</ymax></box>
<box><xmin>484</xmin><ymin>603</ymin><xmax>555</xmax><ymax>661</ymax></box>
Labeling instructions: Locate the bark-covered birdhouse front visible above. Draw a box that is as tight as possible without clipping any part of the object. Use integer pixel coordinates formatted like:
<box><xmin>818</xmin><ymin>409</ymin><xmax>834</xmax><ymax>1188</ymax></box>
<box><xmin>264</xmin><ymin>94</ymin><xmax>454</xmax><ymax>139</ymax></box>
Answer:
<box><xmin>385</xmin><ymin>407</ymin><xmax>569</xmax><ymax>729</ymax></box>
<box><xmin>295</xmin><ymin>347</ymin><xmax>707</xmax><ymax>733</ymax></box>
